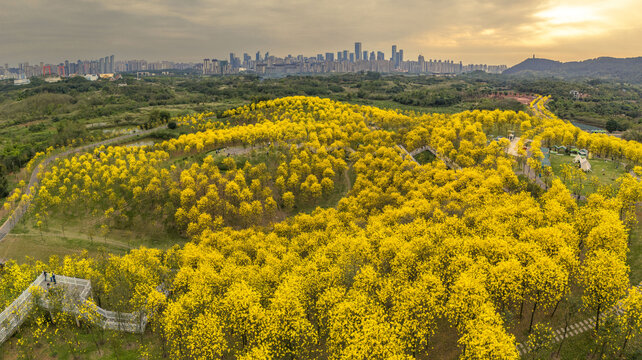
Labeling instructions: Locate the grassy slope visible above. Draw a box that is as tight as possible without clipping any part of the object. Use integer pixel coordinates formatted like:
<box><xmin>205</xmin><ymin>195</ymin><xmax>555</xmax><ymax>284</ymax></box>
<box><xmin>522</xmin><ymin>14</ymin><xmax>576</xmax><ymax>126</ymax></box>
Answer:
<box><xmin>549</xmin><ymin>152</ymin><xmax>627</xmax><ymax>195</ymax></box>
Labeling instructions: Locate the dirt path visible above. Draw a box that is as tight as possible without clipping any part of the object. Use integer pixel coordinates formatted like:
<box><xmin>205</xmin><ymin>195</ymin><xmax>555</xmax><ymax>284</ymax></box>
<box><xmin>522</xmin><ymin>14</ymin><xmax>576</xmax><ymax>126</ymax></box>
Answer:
<box><xmin>507</xmin><ymin>136</ymin><xmax>520</xmax><ymax>156</ymax></box>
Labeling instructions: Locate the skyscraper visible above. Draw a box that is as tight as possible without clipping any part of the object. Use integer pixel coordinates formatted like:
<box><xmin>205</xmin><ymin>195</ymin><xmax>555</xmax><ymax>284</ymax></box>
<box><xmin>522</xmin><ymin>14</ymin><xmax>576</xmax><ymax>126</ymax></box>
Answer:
<box><xmin>325</xmin><ymin>52</ymin><xmax>334</xmax><ymax>61</ymax></box>
<box><xmin>203</xmin><ymin>59</ymin><xmax>210</xmax><ymax>74</ymax></box>
<box><xmin>343</xmin><ymin>50</ymin><xmax>348</xmax><ymax>61</ymax></box>
<box><xmin>110</xmin><ymin>55</ymin><xmax>115</xmax><ymax>73</ymax></box>
<box><xmin>391</xmin><ymin>45</ymin><xmax>397</xmax><ymax>62</ymax></box>
<box><xmin>377</xmin><ymin>51</ymin><xmax>385</xmax><ymax>61</ymax></box>
<box><xmin>355</xmin><ymin>42</ymin><xmax>362</xmax><ymax>61</ymax></box>
<box><xmin>256</xmin><ymin>51</ymin><xmax>260</xmax><ymax>62</ymax></box>
<box><xmin>363</xmin><ymin>51</ymin><xmax>367</xmax><ymax>61</ymax></box>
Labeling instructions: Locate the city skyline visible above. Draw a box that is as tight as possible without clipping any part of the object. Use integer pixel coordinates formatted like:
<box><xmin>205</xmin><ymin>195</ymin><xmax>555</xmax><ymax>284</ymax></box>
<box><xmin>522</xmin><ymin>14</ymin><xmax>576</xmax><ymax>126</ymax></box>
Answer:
<box><xmin>1</xmin><ymin>41</ymin><xmax>508</xmax><ymax>80</ymax></box>
<box><xmin>1</xmin><ymin>0</ymin><xmax>640</xmax><ymax>66</ymax></box>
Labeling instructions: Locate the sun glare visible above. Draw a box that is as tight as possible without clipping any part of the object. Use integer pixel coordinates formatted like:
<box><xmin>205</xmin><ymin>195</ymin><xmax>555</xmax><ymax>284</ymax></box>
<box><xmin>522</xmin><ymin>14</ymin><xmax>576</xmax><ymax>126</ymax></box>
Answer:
<box><xmin>536</xmin><ymin>5</ymin><xmax>600</xmax><ymax>25</ymax></box>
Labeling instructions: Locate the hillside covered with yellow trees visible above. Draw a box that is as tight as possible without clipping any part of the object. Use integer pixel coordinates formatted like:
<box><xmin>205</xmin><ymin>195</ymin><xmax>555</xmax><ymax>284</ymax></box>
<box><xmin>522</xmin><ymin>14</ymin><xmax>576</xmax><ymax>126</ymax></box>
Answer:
<box><xmin>1</xmin><ymin>96</ymin><xmax>641</xmax><ymax>359</ymax></box>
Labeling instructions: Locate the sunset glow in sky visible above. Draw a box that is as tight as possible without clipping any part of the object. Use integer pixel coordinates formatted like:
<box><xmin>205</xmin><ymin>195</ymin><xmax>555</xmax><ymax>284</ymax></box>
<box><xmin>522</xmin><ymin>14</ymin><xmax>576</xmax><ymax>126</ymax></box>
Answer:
<box><xmin>0</xmin><ymin>0</ymin><xmax>639</xmax><ymax>66</ymax></box>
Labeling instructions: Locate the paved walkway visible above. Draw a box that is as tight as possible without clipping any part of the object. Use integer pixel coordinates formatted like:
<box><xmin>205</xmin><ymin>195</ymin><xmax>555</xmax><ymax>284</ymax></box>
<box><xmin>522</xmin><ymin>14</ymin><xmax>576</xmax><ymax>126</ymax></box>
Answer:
<box><xmin>0</xmin><ymin>272</ymin><xmax>148</xmax><ymax>345</ymax></box>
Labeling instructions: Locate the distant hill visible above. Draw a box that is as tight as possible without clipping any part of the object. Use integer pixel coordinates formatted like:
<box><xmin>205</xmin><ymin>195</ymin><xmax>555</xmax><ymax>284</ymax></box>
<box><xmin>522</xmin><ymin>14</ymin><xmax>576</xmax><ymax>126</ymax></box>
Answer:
<box><xmin>504</xmin><ymin>56</ymin><xmax>642</xmax><ymax>83</ymax></box>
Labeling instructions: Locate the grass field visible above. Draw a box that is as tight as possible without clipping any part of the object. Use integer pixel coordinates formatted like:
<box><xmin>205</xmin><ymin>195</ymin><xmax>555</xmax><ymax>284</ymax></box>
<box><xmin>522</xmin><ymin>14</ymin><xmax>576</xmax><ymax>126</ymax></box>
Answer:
<box><xmin>548</xmin><ymin>153</ymin><xmax>628</xmax><ymax>196</ymax></box>
<box><xmin>0</xmin><ymin>320</ymin><xmax>162</xmax><ymax>360</ymax></box>
<box><xmin>628</xmin><ymin>207</ymin><xmax>642</xmax><ymax>285</ymax></box>
<box><xmin>414</xmin><ymin>150</ymin><xmax>437</xmax><ymax>164</ymax></box>
<box><xmin>0</xmin><ymin>215</ymin><xmax>186</xmax><ymax>264</ymax></box>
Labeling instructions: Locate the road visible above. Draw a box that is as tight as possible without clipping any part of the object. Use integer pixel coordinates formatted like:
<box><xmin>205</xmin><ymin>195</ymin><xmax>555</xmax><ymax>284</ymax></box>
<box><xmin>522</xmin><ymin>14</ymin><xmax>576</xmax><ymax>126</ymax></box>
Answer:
<box><xmin>0</xmin><ymin>126</ymin><xmax>167</xmax><ymax>243</ymax></box>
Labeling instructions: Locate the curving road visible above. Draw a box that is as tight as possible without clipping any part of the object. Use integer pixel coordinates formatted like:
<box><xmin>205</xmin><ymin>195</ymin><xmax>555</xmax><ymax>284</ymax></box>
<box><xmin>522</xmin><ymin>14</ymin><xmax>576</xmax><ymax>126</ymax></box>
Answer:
<box><xmin>0</xmin><ymin>126</ymin><xmax>167</xmax><ymax>243</ymax></box>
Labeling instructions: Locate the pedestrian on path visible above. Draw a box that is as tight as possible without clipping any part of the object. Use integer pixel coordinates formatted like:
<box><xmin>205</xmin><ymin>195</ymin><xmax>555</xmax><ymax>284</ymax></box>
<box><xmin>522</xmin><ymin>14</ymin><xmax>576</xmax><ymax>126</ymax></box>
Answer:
<box><xmin>43</xmin><ymin>270</ymin><xmax>47</xmax><ymax>281</ymax></box>
<box><xmin>51</xmin><ymin>273</ymin><xmax>56</xmax><ymax>284</ymax></box>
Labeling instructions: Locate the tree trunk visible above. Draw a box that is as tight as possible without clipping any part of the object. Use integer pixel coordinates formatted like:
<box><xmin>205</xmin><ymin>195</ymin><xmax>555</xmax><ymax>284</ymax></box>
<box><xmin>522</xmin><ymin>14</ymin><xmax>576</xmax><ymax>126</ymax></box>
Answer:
<box><xmin>619</xmin><ymin>328</ymin><xmax>632</xmax><ymax>357</ymax></box>
<box><xmin>529</xmin><ymin>300</ymin><xmax>538</xmax><ymax>333</ymax></box>
<box><xmin>595</xmin><ymin>304</ymin><xmax>601</xmax><ymax>333</ymax></box>
<box><xmin>519</xmin><ymin>299</ymin><xmax>525</xmax><ymax>319</ymax></box>
<box><xmin>550</xmin><ymin>298</ymin><xmax>562</xmax><ymax>318</ymax></box>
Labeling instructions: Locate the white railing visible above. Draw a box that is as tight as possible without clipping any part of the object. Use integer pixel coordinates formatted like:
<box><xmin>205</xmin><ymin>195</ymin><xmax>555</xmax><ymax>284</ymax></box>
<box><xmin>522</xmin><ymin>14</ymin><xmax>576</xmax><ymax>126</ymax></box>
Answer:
<box><xmin>0</xmin><ymin>273</ymin><xmax>150</xmax><ymax>345</ymax></box>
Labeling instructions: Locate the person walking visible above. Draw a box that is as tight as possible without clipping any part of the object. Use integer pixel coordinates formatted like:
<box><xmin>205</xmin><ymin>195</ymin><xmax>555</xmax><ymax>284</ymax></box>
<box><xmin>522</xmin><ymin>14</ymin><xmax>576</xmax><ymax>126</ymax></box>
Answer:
<box><xmin>43</xmin><ymin>270</ymin><xmax>47</xmax><ymax>281</ymax></box>
<box><xmin>51</xmin><ymin>273</ymin><xmax>56</xmax><ymax>284</ymax></box>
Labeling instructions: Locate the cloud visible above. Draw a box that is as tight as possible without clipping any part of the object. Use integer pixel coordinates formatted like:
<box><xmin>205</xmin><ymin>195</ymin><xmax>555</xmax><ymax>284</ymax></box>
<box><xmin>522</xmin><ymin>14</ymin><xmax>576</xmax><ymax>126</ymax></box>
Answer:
<box><xmin>0</xmin><ymin>0</ymin><xmax>640</xmax><ymax>66</ymax></box>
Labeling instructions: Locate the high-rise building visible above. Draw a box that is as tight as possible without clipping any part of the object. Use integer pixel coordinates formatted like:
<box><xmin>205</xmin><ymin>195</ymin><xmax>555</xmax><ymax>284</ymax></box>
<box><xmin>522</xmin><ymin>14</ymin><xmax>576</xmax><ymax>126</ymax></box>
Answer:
<box><xmin>355</xmin><ymin>42</ymin><xmax>362</xmax><ymax>61</ymax></box>
<box><xmin>203</xmin><ymin>59</ymin><xmax>210</xmax><ymax>74</ymax></box>
<box><xmin>256</xmin><ymin>51</ymin><xmax>260</xmax><ymax>62</ymax></box>
<box><xmin>349</xmin><ymin>53</ymin><xmax>354</xmax><ymax>62</ymax></box>
<box><xmin>325</xmin><ymin>52</ymin><xmax>334</xmax><ymax>61</ymax></box>
<box><xmin>342</xmin><ymin>50</ymin><xmax>348</xmax><ymax>61</ymax></box>
<box><xmin>391</xmin><ymin>45</ymin><xmax>397</xmax><ymax>62</ymax></box>
<box><xmin>337</xmin><ymin>51</ymin><xmax>342</xmax><ymax>61</ymax></box>
<box><xmin>369</xmin><ymin>51</ymin><xmax>375</xmax><ymax>61</ymax></box>
<box><xmin>363</xmin><ymin>51</ymin><xmax>367</xmax><ymax>61</ymax></box>
<box><xmin>398</xmin><ymin>50</ymin><xmax>404</xmax><ymax>63</ymax></box>
<box><xmin>110</xmin><ymin>55</ymin><xmax>115</xmax><ymax>73</ymax></box>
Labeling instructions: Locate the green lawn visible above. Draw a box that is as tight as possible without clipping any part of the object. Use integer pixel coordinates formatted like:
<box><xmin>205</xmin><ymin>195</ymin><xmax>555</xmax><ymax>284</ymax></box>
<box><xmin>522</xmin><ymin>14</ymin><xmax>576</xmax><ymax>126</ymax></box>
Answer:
<box><xmin>414</xmin><ymin>150</ymin><xmax>437</xmax><ymax>165</ymax></box>
<box><xmin>548</xmin><ymin>153</ymin><xmax>628</xmax><ymax>196</ymax></box>
<box><xmin>628</xmin><ymin>206</ymin><xmax>642</xmax><ymax>285</ymax></box>
<box><xmin>0</xmin><ymin>318</ymin><xmax>162</xmax><ymax>360</ymax></box>
<box><xmin>0</xmin><ymin>215</ymin><xmax>187</xmax><ymax>264</ymax></box>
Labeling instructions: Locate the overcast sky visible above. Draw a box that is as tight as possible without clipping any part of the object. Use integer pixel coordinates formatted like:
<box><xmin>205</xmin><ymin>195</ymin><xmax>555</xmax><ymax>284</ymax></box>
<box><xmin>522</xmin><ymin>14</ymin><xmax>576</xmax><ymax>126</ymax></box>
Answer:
<box><xmin>1</xmin><ymin>0</ymin><xmax>640</xmax><ymax>66</ymax></box>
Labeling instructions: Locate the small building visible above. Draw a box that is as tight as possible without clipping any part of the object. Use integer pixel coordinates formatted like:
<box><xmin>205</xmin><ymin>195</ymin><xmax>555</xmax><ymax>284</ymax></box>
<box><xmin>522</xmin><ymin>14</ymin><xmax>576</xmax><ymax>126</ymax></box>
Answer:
<box><xmin>580</xmin><ymin>158</ymin><xmax>592</xmax><ymax>172</ymax></box>
<box><xmin>44</xmin><ymin>76</ymin><xmax>62</xmax><ymax>83</ymax></box>
<box><xmin>13</xmin><ymin>78</ymin><xmax>30</xmax><ymax>85</ymax></box>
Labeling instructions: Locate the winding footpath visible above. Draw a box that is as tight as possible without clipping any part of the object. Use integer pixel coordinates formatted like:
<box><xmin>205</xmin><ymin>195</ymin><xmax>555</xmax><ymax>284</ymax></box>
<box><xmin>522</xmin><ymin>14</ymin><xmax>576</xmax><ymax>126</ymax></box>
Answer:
<box><xmin>0</xmin><ymin>126</ymin><xmax>166</xmax><ymax>243</ymax></box>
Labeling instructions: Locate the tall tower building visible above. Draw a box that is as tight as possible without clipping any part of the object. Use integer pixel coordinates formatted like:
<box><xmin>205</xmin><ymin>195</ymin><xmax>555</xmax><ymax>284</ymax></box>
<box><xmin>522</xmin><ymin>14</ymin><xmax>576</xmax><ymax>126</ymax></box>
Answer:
<box><xmin>355</xmin><ymin>42</ymin><xmax>362</xmax><ymax>61</ymax></box>
<box><xmin>363</xmin><ymin>51</ymin><xmax>367</xmax><ymax>61</ymax></box>
<box><xmin>343</xmin><ymin>50</ymin><xmax>348</xmax><ymax>61</ymax></box>
<box><xmin>391</xmin><ymin>45</ymin><xmax>397</xmax><ymax>62</ymax></box>
<box><xmin>110</xmin><ymin>55</ymin><xmax>115</xmax><ymax>73</ymax></box>
<box><xmin>256</xmin><ymin>51</ymin><xmax>261</xmax><ymax>62</ymax></box>
<box><xmin>203</xmin><ymin>59</ymin><xmax>210</xmax><ymax>74</ymax></box>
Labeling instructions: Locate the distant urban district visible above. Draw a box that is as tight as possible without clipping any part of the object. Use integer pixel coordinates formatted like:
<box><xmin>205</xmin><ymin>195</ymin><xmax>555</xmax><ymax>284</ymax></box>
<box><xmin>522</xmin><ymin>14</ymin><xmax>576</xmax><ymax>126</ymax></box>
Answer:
<box><xmin>1</xmin><ymin>42</ymin><xmax>506</xmax><ymax>83</ymax></box>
